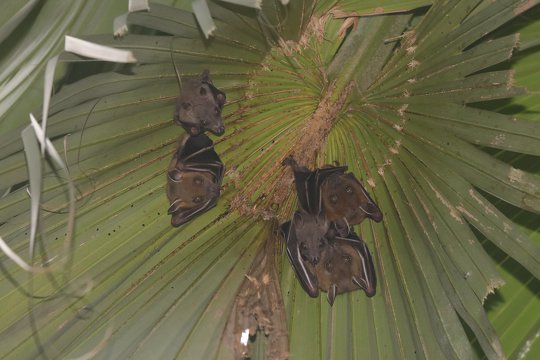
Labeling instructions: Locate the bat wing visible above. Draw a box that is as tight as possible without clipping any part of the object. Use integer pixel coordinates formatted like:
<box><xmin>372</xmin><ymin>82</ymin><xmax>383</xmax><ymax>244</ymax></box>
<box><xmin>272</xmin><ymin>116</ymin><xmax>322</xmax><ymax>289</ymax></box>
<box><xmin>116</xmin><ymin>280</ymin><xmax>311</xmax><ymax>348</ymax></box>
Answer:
<box><xmin>282</xmin><ymin>157</ymin><xmax>314</xmax><ymax>214</ymax></box>
<box><xmin>353</xmin><ymin>177</ymin><xmax>383</xmax><ymax>223</ymax></box>
<box><xmin>281</xmin><ymin>219</ymin><xmax>319</xmax><ymax>298</ymax></box>
<box><xmin>179</xmin><ymin>134</ymin><xmax>225</xmax><ymax>183</ymax></box>
<box><xmin>178</xmin><ymin>134</ymin><xmax>214</xmax><ymax>161</ymax></box>
<box><xmin>312</xmin><ymin>165</ymin><xmax>347</xmax><ymax>215</ymax></box>
<box><xmin>169</xmin><ymin>197</ymin><xmax>219</xmax><ymax>227</ymax></box>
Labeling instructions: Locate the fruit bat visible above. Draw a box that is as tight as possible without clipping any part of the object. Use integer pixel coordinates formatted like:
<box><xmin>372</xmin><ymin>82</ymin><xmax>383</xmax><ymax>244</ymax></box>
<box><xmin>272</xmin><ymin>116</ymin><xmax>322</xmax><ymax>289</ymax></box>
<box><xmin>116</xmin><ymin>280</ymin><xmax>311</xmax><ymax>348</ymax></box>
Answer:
<box><xmin>283</xmin><ymin>156</ymin><xmax>383</xmax><ymax>235</ymax></box>
<box><xmin>166</xmin><ymin>134</ymin><xmax>224</xmax><ymax>227</ymax></box>
<box><xmin>315</xmin><ymin>231</ymin><xmax>377</xmax><ymax>305</ymax></box>
<box><xmin>280</xmin><ymin>215</ymin><xmax>377</xmax><ymax>305</ymax></box>
<box><xmin>280</xmin><ymin>211</ymin><xmax>329</xmax><ymax>297</ymax></box>
<box><xmin>173</xmin><ymin>70</ymin><xmax>226</xmax><ymax>136</ymax></box>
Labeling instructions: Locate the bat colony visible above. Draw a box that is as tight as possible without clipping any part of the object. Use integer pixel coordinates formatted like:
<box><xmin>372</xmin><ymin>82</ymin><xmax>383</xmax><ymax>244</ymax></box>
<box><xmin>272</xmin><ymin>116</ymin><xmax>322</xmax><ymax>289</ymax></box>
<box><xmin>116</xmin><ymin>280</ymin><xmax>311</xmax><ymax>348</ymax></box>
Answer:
<box><xmin>167</xmin><ymin>70</ymin><xmax>383</xmax><ymax>305</ymax></box>
<box><xmin>280</xmin><ymin>157</ymin><xmax>382</xmax><ymax>305</ymax></box>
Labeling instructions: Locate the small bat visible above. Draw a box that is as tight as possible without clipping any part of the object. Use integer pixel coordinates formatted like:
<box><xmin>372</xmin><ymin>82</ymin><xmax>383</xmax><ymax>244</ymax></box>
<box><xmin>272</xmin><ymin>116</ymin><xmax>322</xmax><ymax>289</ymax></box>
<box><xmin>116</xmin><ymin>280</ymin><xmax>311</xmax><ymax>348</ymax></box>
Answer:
<box><xmin>280</xmin><ymin>211</ymin><xmax>330</xmax><ymax>297</ymax></box>
<box><xmin>315</xmin><ymin>230</ymin><xmax>377</xmax><ymax>306</ymax></box>
<box><xmin>283</xmin><ymin>156</ymin><xmax>383</xmax><ymax>235</ymax></box>
<box><xmin>173</xmin><ymin>70</ymin><xmax>226</xmax><ymax>136</ymax></box>
<box><xmin>321</xmin><ymin>171</ymin><xmax>383</xmax><ymax>231</ymax></box>
<box><xmin>166</xmin><ymin>134</ymin><xmax>224</xmax><ymax>227</ymax></box>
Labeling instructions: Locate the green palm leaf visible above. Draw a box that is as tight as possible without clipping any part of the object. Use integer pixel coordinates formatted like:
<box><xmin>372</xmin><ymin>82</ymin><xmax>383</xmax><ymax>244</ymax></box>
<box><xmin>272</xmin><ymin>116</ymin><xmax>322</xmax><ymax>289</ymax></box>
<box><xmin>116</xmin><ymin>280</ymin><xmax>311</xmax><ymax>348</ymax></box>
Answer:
<box><xmin>1</xmin><ymin>1</ymin><xmax>539</xmax><ymax>359</ymax></box>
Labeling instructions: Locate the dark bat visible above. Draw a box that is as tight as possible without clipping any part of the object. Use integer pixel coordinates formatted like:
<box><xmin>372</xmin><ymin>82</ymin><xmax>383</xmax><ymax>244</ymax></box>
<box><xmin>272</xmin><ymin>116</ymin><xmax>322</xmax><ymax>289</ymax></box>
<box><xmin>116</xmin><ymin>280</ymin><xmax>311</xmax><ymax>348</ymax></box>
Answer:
<box><xmin>315</xmin><ymin>230</ymin><xmax>377</xmax><ymax>306</ymax></box>
<box><xmin>280</xmin><ymin>211</ymin><xmax>330</xmax><ymax>298</ymax></box>
<box><xmin>166</xmin><ymin>134</ymin><xmax>224</xmax><ymax>227</ymax></box>
<box><xmin>173</xmin><ymin>70</ymin><xmax>226</xmax><ymax>136</ymax></box>
<box><xmin>283</xmin><ymin>156</ymin><xmax>383</xmax><ymax>235</ymax></box>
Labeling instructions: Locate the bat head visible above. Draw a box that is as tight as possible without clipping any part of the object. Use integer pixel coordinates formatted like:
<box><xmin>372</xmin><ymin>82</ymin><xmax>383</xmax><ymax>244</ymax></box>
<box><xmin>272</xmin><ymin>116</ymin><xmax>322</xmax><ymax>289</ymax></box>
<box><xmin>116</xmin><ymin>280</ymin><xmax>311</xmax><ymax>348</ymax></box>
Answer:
<box><xmin>316</xmin><ymin>236</ymin><xmax>377</xmax><ymax>305</ymax></box>
<box><xmin>292</xmin><ymin>211</ymin><xmax>329</xmax><ymax>265</ymax></box>
<box><xmin>166</xmin><ymin>170</ymin><xmax>220</xmax><ymax>227</ymax></box>
<box><xmin>173</xmin><ymin>70</ymin><xmax>226</xmax><ymax>136</ymax></box>
<box><xmin>321</xmin><ymin>173</ymin><xmax>383</xmax><ymax>227</ymax></box>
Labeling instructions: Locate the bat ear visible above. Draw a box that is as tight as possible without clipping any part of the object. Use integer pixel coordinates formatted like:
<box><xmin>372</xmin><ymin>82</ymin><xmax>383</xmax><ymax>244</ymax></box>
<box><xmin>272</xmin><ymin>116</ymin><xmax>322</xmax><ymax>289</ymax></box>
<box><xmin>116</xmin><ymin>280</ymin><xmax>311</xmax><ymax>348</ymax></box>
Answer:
<box><xmin>327</xmin><ymin>284</ymin><xmax>337</xmax><ymax>306</ymax></box>
<box><xmin>216</xmin><ymin>92</ymin><xmax>225</xmax><ymax>105</ymax></box>
<box><xmin>201</xmin><ymin>69</ymin><xmax>210</xmax><ymax>82</ymax></box>
<box><xmin>293</xmin><ymin>211</ymin><xmax>303</xmax><ymax>226</ymax></box>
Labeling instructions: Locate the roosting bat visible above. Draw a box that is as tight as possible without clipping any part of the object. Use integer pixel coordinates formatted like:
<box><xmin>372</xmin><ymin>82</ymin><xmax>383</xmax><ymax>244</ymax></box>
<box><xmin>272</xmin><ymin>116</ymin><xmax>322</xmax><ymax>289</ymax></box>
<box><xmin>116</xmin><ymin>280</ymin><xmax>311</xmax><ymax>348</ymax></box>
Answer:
<box><xmin>280</xmin><ymin>211</ymin><xmax>330</xmax><ymax>297</ymax></box>
<box><xmin>167</xmin><ymin>134</ymin><xmax>224</xmax><ymax>227</ymax></box>
<box><xmin>283</xmin><ymin>156</ymin><xmax>383</xmax><ymax>235</ymax></box>
<box><xmin>173</xmin><ymin>70</ymin><xmax>226</xmax><ymax>136</ymax></box>
<box><xmin>315</xmin><ymin>231</ymin><xmax>377</xmax><ymax>305</ymax></box>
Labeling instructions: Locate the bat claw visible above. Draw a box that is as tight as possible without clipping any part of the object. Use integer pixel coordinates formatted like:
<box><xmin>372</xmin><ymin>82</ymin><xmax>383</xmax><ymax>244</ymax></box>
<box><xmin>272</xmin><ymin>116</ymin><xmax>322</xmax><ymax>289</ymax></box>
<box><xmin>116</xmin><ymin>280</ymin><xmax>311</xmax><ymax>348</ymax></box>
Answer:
<box><xmin>281</xmin><ymin>155</ymin><xmax>298</xmax><ymax>168</ymax></box>
<box><xmin>352</xmin><ymin>276</ymin><xmax>363</xmax><ymax>288</ymax></box>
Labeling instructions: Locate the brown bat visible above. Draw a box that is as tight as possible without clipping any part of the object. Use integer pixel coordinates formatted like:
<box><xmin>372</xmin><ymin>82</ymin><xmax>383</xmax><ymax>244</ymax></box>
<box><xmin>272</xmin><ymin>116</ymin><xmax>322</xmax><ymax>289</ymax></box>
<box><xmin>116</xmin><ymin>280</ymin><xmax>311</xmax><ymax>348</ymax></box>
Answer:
<box><xmin>315</xmin><ymin>230</ymin><xmax>377</xmax><ymax>305</ymax></box>
<box><xmin>280</xmin><ymin>211</ymin><xmax>330</xmax><ymax>297</ymax></box>
<box><xmin>173</xmin><ymin>70</ymin><xmax>226</xmax><ymax>136</ymax></box>
<box><xmin>283</xmin><ymin>156</ymin><xmax>383</xmax><ymax>235</ymax></box>
<box><xmin>321</xmin><ymin>171</ymin><xmax>383</xmax><ymax>230</ymax></box>
<box><xmin>167</xmin><ymin>134</ymin><xmax>224</xmax><ymax>227</ymax></box>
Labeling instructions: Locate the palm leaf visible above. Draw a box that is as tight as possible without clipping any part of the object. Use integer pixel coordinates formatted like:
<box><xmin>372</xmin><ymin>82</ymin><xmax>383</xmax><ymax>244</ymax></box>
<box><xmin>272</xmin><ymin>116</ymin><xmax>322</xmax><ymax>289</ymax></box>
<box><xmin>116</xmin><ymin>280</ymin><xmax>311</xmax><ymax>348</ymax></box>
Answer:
<box><xmin>1</xmin><ymin>0</ymin><xmax>539</xmax><ymax>359</ymax></box>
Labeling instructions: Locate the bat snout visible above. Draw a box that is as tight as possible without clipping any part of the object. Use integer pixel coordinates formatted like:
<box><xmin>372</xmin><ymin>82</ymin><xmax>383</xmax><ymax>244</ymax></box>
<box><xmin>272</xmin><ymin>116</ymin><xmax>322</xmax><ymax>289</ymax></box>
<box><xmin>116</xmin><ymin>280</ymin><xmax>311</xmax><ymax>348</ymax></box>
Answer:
<box><xmin>210</xmin><ymin>123</ymin><xmax>225</xmax><ymax>136</ymax></box>
<box><xmin>308</xmin><ymin>255</ymin><xmax>320</xmax><ymax>265</ymax></box>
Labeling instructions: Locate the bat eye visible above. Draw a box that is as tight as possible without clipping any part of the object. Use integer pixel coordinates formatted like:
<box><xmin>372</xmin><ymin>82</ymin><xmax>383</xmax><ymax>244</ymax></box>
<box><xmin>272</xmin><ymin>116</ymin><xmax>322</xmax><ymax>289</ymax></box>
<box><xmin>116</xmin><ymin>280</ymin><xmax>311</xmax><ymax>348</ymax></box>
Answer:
<box><xmin>182</xmin><ymin>102</ymin><xmax>191</xmax><ymax>110</ymax></box>
<box><xmin>200</xmin><ymin>87</ymin><xmax>207</xmax><ymax>96</ymax></box>
<box><xmin>193</xmin><ymin>177</ymin><xmax>203</xmax><ymax>185</ymax></box>
<box><xmin>345</xmin><ymin>186</ymin><xmax>353</xmax><ymax>193</ymax></box>
<box><xmin>325</xmin><ymin>261</ymin><xmax>333</xmax><ymax>272</ymax></box>
<box><xmin>300</xmin><ymin>243</ymin><xmax>308</xmax><ymax>251</ymax></box>
<box><xmin>343</xmin><ymin>254</ymin><xmax>352</xmax><ymax>263</ymax></box>
<box><xmin>330</xmin><ymin>194</ymin><xmax>338</xmax><ymax>203</ymax></box>
<box><xmin>193</xmin><ymin>196</ymin><xmax>203</xmax><ymax>203</ymax></box>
